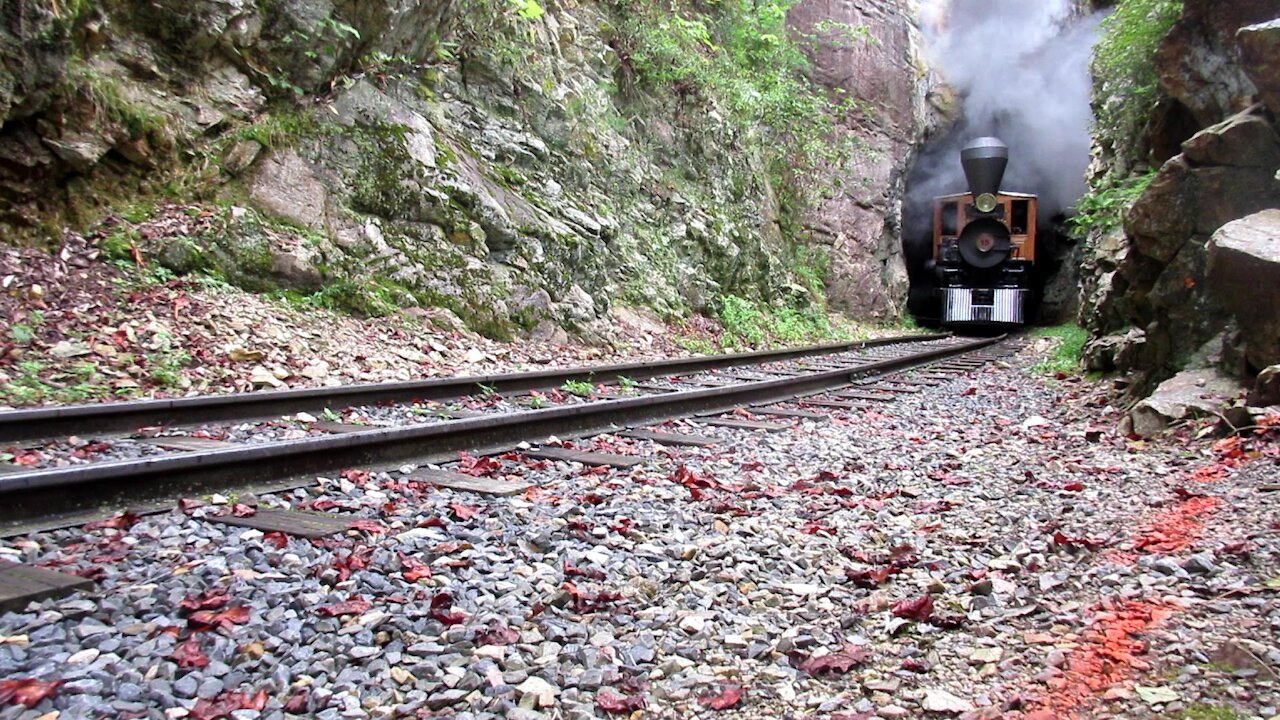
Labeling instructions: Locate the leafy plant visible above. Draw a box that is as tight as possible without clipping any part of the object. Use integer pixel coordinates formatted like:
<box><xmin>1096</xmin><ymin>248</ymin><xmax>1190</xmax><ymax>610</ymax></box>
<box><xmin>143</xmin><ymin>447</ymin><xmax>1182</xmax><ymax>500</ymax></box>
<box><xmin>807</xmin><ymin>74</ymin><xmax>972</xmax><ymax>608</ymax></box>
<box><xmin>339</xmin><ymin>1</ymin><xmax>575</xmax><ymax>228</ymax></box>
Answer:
<box><xmin>1030</xmin><ymin>324</ymin><xmax>1089</xmax><ymax>376</ymax></box>
<box><xmin>525</xmin><ymin>393</ymin><xmax>548</xmax><ymax>409</ymax></box>
<box><xmin>1069</xmin><ymin>169</ymin><xmax>1156</xmax><ymax>237</ymax></box>
<box><xmin>617</xmin><ymin>375</ymin><xmax>637</xmax><ymax>390</ymax></box>
<box><xmin>10</xmin><ymin>324</ymin><xmax>36</xmax><ymax>345</ymax></box>
<box><xmin>561</xmin><ymin>379</ymin><xmax>595</xmax><ymax>397</ymax></box>
<box><xmin>478</xmin><ymin>383</ymin><xmax>498</xmax><ymax>397</ymax></box>
<box><xmin>1092</xmin><ymin>0</ymin><xmax>1183</xmax><ymax>167</ymax></box>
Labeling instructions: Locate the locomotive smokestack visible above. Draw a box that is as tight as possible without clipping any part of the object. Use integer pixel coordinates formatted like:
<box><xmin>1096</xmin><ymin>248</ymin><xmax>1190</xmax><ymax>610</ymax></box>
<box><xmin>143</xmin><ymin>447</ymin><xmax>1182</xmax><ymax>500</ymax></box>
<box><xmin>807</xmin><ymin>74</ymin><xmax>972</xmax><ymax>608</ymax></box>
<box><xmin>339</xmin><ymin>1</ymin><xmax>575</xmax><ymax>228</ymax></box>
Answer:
<box><xmin>961</xmin><ymin>137</ymin><xmax>1009</xmax><ymax>203</ymax></box>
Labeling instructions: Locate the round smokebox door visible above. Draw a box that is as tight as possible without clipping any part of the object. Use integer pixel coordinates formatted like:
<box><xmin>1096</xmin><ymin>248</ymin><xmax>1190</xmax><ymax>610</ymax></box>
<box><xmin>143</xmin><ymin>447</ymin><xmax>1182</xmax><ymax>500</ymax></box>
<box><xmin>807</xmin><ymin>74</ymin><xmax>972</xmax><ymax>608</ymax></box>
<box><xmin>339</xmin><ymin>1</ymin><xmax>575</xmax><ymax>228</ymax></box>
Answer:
<box><xmin>958</xmin><ymin>218</ymin><xmax>1013</xmax><ymax>269</ymax></box>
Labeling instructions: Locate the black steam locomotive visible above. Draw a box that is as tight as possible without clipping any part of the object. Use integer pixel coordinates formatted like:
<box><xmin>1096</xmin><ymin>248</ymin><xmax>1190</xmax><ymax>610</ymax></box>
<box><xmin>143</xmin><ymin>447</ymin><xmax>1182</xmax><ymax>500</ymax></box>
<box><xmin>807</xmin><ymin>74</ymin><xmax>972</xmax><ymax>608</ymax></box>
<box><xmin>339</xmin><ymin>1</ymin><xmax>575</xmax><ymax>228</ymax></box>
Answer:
<box><xmin>930</xmin><ymin>137</ymin><xmax>1038</xmax><ymax>327</ymax></box>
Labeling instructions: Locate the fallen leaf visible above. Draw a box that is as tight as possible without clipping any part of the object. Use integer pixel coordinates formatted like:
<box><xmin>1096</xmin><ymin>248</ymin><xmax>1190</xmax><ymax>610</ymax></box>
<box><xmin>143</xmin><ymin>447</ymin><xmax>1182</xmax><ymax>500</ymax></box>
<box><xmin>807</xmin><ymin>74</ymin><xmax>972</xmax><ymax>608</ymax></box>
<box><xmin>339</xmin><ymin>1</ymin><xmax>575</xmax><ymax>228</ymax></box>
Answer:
<box><xmin>316</xmin><ymin>596</ymin><xmax>372</xmax><ymax>617</ymax></box>
<box><xmin>596</xmin><ymin>688</ymin><xmax>646</xmax><ymax>714</ymax></box>
<box><xmin>0</xmin><ymin>678</ymin><xmax>61</xmax><ymax>707</ymax></box>
<box><xmin>794</xmin><ymin>644</ymin><xmax>869</xmax><ymax>676</ymax></box>
<box><xmin>698</xmin><ymin>685</ymin><xmax>745</xmax><ymax>710</ymax></box>
<box><xmin>172</xmin><ymin>636</ymin><xmax>210</xmax><ymax>669</ymax></box>
<box><xmin>187</xmin><ymin>605</ymin><xmax>250</xmax><ymax>632</ymax></box>
<box><xmin>892</xmin><ymin>595</ymin><xmax>934</xmax><ymax>622</ymax></box>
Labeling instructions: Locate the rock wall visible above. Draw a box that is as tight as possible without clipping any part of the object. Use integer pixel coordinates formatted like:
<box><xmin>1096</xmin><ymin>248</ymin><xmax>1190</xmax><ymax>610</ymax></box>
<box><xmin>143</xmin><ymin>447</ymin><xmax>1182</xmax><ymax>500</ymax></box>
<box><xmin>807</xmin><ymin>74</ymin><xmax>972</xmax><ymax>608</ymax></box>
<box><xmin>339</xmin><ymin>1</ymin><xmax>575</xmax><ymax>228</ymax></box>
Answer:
<box><xmin>0</xmin><ymin>0</ymin><xmax>927</xmax><ymax>340</ymax></box>
<box><xmin>1078</xmin><ymin>0</ymin><xmax>1280</xmax><ymax>392</ymax></box>
<box><xmin>789</xmin><ymin>0</ymin><xmax>927</xmax><ymax>318</ymax></box>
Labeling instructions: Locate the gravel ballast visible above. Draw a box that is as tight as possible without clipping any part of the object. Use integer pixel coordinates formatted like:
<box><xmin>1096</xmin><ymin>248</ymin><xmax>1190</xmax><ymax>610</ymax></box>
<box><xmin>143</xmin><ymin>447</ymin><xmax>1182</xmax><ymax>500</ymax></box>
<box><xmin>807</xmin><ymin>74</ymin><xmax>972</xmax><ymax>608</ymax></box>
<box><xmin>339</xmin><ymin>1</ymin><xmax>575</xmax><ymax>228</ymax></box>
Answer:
<box><xmin>1</xmin><ymin>337</ymin><xmax>1278</xmax><ymax>720</ymax></box>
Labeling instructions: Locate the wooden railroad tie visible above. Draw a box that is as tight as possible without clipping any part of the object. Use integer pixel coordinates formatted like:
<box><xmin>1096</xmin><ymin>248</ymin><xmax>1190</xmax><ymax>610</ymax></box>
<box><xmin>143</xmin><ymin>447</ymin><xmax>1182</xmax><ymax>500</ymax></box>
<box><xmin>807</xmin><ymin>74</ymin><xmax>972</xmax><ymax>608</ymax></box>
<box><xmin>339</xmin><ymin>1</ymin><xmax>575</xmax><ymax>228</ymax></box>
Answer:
<box><xmin>619</xmin><ymin>430</ymin><xmax>718</xmax><ymax>447</ymax></box>
<box><xmin>525</xmin><ymin>448</ymin><xmax>648</xmax><ymax>468</ymax></box>
<box><xmin>0</xmin><ymin>560</ymin><xmax>94</xmax><ymax>613</ymax></box>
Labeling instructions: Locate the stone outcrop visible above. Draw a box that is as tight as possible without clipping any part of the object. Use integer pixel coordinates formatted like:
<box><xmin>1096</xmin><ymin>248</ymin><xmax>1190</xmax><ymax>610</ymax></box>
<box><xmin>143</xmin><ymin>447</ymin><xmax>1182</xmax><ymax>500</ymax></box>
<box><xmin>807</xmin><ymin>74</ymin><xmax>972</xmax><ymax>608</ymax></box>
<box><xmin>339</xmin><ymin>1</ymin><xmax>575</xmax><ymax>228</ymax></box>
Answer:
<box><xmin>0</xmin><ymin>1</ymin><xmax>926</xmax><ymax>340</ymax></box>
<box><xmin>789</xmin><ymin>0</ymin><xmax>925</xmax><ymax>318</ymax></box>
<box><xmin>1208</xmin><ymin>210</ymin><xmax>1280</xmax><ymax>371</ymax></box>
<box><xmin>0</xmin><ymin>0</ymin><xmax>931</xmax><ymax>338</ymax></box>
<box><xmin>1079</xmin><ymin>0</ymin><xmax>1280</xmax><ymax>394</ymax></box>
<box><xmin>1128</xmin><ymin>367</ymin><xmax>1246</xmax><ymax>437</ymax></box>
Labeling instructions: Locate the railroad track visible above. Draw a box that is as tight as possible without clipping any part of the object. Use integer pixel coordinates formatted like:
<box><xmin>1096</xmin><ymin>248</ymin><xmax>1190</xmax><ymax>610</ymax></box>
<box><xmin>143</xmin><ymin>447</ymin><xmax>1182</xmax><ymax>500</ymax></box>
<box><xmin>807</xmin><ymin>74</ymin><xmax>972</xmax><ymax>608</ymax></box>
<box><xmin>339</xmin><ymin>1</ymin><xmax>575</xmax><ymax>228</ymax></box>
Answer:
<box><xmin>0</xmin><ymin>333</ymin><xmax>1010</xmax><ymax>534</ymax></box>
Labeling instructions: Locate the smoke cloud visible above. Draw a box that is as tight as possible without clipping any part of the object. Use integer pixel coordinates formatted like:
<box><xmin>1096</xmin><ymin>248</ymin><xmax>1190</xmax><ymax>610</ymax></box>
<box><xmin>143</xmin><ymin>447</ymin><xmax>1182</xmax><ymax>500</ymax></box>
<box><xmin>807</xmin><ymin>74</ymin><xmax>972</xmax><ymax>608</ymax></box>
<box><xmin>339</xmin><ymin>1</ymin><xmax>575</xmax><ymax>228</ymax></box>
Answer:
<box><xmin>905</xmin><ymin>0</ymin><xmax>1103</xmax><ymax>238</ymax></box>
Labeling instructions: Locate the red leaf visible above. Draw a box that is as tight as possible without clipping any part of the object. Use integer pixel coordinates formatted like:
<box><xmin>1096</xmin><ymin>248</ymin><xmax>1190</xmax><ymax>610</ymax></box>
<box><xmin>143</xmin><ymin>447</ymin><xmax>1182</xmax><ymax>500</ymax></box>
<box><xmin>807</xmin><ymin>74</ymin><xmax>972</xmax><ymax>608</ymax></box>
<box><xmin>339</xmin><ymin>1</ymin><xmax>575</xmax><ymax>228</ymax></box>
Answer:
<box><xmin>189</xmin><ymin>689</ymin><xmax>269</xmax><ymax>720</ymax></box>
<box><xmin>1060</xmin><ymin>482</ymin><xmax>1085</xmax><ymax>492</ymax></box>
<box><xmin>846</xmin><ymin>567</ymin><xmax>893</xmax><ymax>588</ymax></box>
<box><xmin>10</xmin><ymin>449</ymin><xmax>43</xmax><ymax>467</ymax></box>
<box><xmin>83</xmin><ymin>512</ymin><xmax>139</xmax><ymax>531</ymax></box>
<box><xmin>564</xmin><ymin>561</ymin><xmax>606</xmax><ymax>581</ymax></box>
<box><xmin>474</xmin><ymin>621</ymin><xmax>521</xmax><ymax>646</ymax></box>
<box><xmin>892</xmin><ymin>595</ymin><xmax>934</xmax><ymax>622</ymax></box>
<box><xmin>0</xmin><ymin>678</ymin><xmax>62</xmax><ymax>707</ymax></box>
<box><xmin>187</xmin><ymin>605</ymin><xmax>250</xmax><ymax>632</ymax></box>
<box><xmin>795</xmin><ymin>644</ymin><xmax>869</xmax><ymax>676</ymax></box>
<box><xmin>962</xmin><ymin>387</ymin><xmax>977</xmax><ymax>396</ymax></box>
<box><xmin>596</xmin><ymin>688</ymin><xmax>647</xmax><ymax>714</ymax></box>
<box><xmin>1052</xmin><ymin>531</ymin><xmax>1107</xmax><ymax>551</ymax></box>
<box><xmin>340</xmin><ymin>468</ymin><xmax>372</xmax><ymax>484</ymax></box>
<box><xmin>283</xmin><ymin>688</ymin><xmax>310</xmax><ymax>713</ymax></box>
<box><xmin>316</xmin><ymin>596</ymin><xmax>372</xmax><ymax>617</ymax></box>
<box><xmin>458</xmin><ymin>451</ymin><xmax>503</xmax><ymax>477</ymax></box>
<box><xmin>230</xmin><ymin>503</ymin><xmax>257</xmax><ymax>518</ymax></box>
<box><xmin>178</xmin><ymin>498</ymin><xmax>205</xmax><ymax>514</ymax></box>
<box><xmin>429</xmin><ymin>593</ymin><xmax>468</xmax><ymax>625</ymax></box>
<box><xmin>563</xmin><ymin>582</ymin><xmax>624</xmax><ymax>613</ymax></box>
<box><xmin>699</xmin><ymin>685</ymin><xmax>745</xmax><ymax>710</ymax></box>
<box><xmin>263</xmin><ymin>531</ymin><xmax>289</xmax><ymax>549</ymax></box>
<box><xmin>451</xmin><ymin>502</ymin><xmax>479</xmax><ymax>520</ymax></box>
<box><xmin>172</xmin><ymin>636</ymin><xmax>210</xmax><ymax>669</ymax></box>
<box><xmin>399</xmin><ymin>553</ymin><xmax>433</xmax><ymax>582</ymax></box>
<box><xmin>179</xmin><ymin>589</ymin><xmax>231</xmax><ymax>614</ymax></box>
<box><xmin>348</xmin><ymin>519</ymin><xmax>386</xmax><ymax>534</ymax></box>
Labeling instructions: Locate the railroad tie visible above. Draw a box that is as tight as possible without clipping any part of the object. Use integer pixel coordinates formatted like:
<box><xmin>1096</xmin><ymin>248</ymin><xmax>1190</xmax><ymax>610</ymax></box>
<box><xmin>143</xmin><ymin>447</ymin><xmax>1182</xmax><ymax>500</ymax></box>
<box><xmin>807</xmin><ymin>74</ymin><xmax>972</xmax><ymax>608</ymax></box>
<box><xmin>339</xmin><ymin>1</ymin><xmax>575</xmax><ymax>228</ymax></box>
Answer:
<box><xmin>525</xmin><ymin>448</ymin><xmax>648</xmax><ymax>468</ymax></box>
<box><xmin>699</xmin><ymin>418</ymin><xmax>792</xmax><ymax>432</ymax></box>
<box><xmin>618</xmin><ymin>430</ymin><xmax>718</xmax><ymax>447</ymax></box>
<box><xmin>0</xmin><ymin>560</ymin><xmax>94</xmax><ymax>613</ymax></box>
<box><xmin>407</xmin><ymin>469</ymin><xmax>532</xmax><ymax>496</ymax></box>
<box><xmin>207</xmin><ymin>509</ymin><xmax>358</xmax><ymax>539</ymax></box>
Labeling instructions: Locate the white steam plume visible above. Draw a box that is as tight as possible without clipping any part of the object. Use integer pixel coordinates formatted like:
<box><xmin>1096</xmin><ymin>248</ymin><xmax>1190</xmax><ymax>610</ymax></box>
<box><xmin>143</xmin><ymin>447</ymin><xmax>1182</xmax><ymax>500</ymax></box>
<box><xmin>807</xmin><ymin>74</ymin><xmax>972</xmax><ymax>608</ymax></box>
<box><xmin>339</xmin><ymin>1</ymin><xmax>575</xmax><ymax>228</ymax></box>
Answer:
<box><xmin>907</xmin><ymin>0</ymin><xmax>1102</xmax><ymax>236</ymax></box>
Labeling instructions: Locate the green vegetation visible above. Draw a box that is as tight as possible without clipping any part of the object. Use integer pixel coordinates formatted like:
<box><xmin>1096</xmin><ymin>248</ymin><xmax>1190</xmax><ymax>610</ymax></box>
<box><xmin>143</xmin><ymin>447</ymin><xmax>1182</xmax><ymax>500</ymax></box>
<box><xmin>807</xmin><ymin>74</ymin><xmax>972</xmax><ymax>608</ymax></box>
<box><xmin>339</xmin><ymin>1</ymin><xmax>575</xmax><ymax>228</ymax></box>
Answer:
<box><xmin>611</xmin><ymin>0</ymin><xmax>863</xmax><ymax>213</ymax></box>
<box><xmin>673</xmin><ymin>336</ymin><xmax>717</xmax><ymax>355</ymax></box>
<box><xmin>1093</xmin><ymin>0</ymin><xmax>1183</xmax><ymax>159</ymax></box>
<box><xmin>1068</xmin><ymin>170</ymin><xmax>1156</xmax><ymax>237</ymax></box>
<box><xmin>1176</xmin><ymin>705</ymin><xmax>1243</xmax><ymax>720</ymax></box>
<box><xmin>1030</xmin><ymin>324</ymin><xmax>1089</xmax><ymax>375</ymax></box>
<box><xmin>719</xmin><ymin>294</ymin><xmax>849</xmax><ymax>348</ymax></box>
<box><xmin>561</xmin><ymin>379</ymin><xmax>596</xmax><ymax>397</ymax></box>
<box><xmin>63</xmin><ymin>60</ymin><xmax>168</xmax><ymax>137</ymax></box>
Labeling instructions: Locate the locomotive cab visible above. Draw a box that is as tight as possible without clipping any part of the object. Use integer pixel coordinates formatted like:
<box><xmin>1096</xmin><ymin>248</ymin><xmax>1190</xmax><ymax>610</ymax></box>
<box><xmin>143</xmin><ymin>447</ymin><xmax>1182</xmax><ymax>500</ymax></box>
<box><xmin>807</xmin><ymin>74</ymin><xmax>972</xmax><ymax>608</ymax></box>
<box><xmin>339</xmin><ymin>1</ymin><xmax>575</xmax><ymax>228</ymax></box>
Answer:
<box><xmin>932</xmin><ymin>137</ymin><xmax>1038</xmax><ymax>326</ymax></box>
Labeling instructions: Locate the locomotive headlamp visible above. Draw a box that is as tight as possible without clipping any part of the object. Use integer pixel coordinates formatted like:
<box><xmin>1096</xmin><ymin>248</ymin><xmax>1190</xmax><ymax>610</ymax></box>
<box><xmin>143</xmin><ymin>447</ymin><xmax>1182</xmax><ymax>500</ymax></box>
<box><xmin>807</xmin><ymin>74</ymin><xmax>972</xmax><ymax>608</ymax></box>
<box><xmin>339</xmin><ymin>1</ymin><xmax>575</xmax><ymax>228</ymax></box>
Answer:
<box><xmin>975</xmin><ymin>193</ymin><xmax>998</xmax><ymax>213</ymax></box>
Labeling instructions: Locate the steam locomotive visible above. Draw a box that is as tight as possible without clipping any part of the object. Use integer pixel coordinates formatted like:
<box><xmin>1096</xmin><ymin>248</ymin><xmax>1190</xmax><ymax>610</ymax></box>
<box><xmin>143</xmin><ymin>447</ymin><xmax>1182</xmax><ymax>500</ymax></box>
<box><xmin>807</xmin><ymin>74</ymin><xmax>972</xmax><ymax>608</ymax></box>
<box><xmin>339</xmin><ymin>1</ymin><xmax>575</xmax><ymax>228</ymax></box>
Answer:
<box><xmin>930</xmin><ymin>137</ymin><xmax>1037</xmax><ymax>326</ymax></box>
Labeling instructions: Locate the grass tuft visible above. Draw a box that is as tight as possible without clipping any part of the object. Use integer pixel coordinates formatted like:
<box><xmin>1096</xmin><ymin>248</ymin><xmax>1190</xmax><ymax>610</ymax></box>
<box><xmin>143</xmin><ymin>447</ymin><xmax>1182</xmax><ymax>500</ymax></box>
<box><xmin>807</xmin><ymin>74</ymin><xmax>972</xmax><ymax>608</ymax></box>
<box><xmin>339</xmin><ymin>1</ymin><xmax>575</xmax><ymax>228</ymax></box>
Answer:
<box><xmin>1030</xmin><ymin>324</ymin><xmax>1088</xmax><ymax>376</ymax></box>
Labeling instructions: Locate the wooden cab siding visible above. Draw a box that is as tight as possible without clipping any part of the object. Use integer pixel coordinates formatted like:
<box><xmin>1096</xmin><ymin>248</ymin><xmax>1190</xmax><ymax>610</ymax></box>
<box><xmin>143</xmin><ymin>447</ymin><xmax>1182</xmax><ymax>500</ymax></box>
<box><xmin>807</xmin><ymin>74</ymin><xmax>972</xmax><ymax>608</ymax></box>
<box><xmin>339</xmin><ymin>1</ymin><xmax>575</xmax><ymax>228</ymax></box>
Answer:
<box><xmin>932</xmin><ymin>192</ymin><xmax>1038</xmax><ymax>263</ymax></box>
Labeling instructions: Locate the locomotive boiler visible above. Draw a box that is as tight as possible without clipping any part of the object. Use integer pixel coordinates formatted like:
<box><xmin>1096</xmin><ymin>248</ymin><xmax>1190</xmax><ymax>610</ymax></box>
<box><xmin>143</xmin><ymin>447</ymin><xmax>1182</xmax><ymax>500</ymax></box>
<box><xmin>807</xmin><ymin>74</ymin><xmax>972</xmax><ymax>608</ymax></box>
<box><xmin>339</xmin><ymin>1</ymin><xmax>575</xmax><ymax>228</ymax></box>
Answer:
<box><xmin>931</xmin><ymin>137</ymin><xmax>1037</xmax><ymax>326</ymax></box>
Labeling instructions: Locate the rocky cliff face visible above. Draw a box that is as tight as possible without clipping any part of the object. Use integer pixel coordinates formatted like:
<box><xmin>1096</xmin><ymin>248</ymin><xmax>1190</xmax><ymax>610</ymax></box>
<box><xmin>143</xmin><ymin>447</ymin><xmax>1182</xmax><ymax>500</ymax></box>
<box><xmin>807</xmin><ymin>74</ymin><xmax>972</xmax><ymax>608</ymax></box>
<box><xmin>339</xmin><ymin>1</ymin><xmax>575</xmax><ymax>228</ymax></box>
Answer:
<box><xmin>790</xmin><ymin>0</ymin><xmax>926</xmax><ymax>318</ymax></box>
<box><xmin>1078</xmin><ymin>0</ymin><xmax>1280</xmax><ymax>394</ymax></box>
<box><xmin>0</xmin><ymin>0</ymin><xmax>927</xmax><ymax>341</ymax></box>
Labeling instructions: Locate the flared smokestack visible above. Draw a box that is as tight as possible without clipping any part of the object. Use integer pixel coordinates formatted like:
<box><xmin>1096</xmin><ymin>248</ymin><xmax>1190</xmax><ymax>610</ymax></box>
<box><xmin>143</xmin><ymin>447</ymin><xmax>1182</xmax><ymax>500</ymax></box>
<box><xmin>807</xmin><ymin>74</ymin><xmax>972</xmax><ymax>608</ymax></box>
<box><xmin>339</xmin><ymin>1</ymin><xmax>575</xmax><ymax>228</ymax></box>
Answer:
<box><xmin>960</xmin><ymin>137</ymin><xmax>1008</xmax><ymax>199</ymax></box>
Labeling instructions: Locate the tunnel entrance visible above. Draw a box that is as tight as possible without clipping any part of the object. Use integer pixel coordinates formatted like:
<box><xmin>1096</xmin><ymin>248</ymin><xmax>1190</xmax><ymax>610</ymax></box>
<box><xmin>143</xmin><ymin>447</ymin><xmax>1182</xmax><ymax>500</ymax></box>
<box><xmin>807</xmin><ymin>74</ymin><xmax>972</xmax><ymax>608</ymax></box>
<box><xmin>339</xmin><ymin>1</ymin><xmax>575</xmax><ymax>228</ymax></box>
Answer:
<box><xmin>901</xmin><ymin>129</ymin><xmax>1080</xmax><ymax>329</ymax></box>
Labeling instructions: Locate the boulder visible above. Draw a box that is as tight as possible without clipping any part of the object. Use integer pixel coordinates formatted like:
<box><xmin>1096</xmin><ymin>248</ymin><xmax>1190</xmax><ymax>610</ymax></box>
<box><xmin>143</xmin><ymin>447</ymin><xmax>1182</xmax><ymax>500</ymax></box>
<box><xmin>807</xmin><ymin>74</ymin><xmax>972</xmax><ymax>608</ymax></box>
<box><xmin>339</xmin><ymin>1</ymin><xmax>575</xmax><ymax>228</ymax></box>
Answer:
<box><xmin>1238</xmin><ymin>20</ymin><xmax>1280</xmax><ymax>115</ymax></box>
<box><xmin>1252</xmin><ymin>364</ymin><xmax>1280</xmax><ymax>406</ymax></box>
<box><xmin>1181</xmin><ymin>109</ymin><xmax>1280</xmax><ymax>169</ymax></box>
<box><xmin>1153</xmin><ymin>0</ymin><xmax>1275</xmax><ymax>127</ymax></box>
<box><xmin>1130</xmin><ymin>368</ymin><xmax>1246</xmax><ymax>437</ymax></box>
<box><xmin>1083</xmin><ymin>328</ymin><xmax>1145</xmax><ymax>373</ymax></box>
<box><xmin>247</xmin><ymin>150</ymin><xmax>331</xmax><ymax>231</ymax></box>
<box><xmin>1208</xmin><ymin>210</ymin><xmax>1280</xmax><ymax>369</ymax></box>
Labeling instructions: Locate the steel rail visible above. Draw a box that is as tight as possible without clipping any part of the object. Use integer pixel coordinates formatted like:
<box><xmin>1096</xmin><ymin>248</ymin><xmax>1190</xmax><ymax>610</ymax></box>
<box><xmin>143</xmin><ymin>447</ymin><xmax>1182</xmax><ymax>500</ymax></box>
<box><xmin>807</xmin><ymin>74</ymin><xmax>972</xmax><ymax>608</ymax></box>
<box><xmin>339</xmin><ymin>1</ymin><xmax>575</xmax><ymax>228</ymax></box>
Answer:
<box><xmin>0</xmin><ymin>334</ymin><xmax>942</xmax><ymax>443</ymax></box>
<box><xmin>0</xmin><ymin>334</ymin><xmax>1002</xmax><ymax>528</ymax></box>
